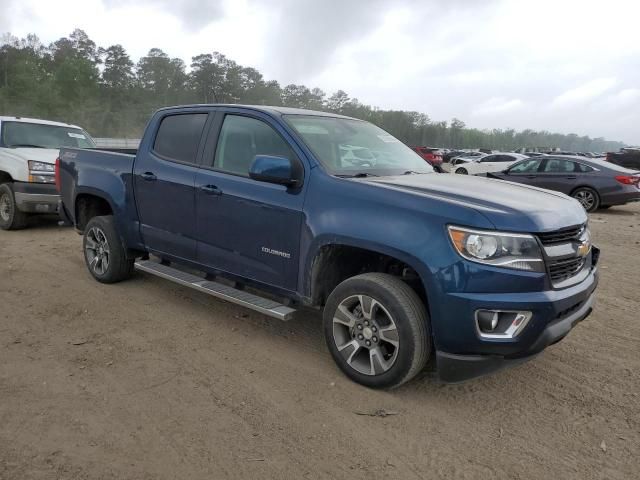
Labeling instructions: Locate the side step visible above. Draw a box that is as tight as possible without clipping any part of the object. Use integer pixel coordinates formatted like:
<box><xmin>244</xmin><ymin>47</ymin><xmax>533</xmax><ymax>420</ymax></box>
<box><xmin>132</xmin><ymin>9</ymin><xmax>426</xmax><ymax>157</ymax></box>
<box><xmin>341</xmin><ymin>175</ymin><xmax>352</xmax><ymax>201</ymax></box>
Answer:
<box><xmin>134</xmin><ymin>260</ymin><xmax>297</xmax><ymax>321</ymax></box>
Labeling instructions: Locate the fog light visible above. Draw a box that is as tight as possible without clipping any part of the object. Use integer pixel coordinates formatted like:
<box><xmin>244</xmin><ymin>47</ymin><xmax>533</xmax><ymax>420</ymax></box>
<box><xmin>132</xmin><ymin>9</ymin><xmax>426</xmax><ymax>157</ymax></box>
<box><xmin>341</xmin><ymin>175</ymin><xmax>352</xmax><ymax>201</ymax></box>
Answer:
<box><xmin>477</xmin><ymin>310</ymin><xmax>499</xmax><ymax>332</ymax></box>
<box><xmin>475</xmin><ymin>310</ymin><xmax>532</xmax><ymax>339</ymax></box>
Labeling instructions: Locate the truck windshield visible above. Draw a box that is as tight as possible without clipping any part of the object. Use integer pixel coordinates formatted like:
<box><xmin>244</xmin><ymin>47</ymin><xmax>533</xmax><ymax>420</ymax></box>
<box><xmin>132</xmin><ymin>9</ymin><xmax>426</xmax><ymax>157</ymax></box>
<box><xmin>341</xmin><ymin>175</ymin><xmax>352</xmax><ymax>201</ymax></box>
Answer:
<box><xmin>1</xmin><ymin>122</ymin><xmax>96</xmax><ymax>149</ymax></box>
<box><xmin>285</xmin><ymin>115</ymin><xmax>433</xmax><ymax>176</ymax></box>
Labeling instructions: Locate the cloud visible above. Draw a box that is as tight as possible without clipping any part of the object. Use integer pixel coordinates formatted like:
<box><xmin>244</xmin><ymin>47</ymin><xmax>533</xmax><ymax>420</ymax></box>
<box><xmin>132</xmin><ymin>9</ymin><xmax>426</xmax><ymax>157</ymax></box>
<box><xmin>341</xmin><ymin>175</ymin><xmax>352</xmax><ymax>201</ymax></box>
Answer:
<box><xmin>471</xmin><ymin>98</ymin><xmax>524</xmax><ymax>117</ymax></box>
<box><xmin>2</xmin><ymin>0</ymin><xmax>640</xmax><ymax>143</ymax></box>
<box><xmin>103</xmin><ymin>0</ymin><xmax>225</xmax><ymax>30</ymax></box>
<box><xmin>552</xmin><ymin>78</ymin><xmax>618</xmax><ymax>107</ymax></box>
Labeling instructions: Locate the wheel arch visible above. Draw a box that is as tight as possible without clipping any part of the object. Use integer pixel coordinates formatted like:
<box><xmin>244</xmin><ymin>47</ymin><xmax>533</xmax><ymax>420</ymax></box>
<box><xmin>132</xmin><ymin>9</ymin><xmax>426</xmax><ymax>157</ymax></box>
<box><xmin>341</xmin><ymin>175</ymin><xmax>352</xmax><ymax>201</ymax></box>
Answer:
<box><xmin>305</xmin><ymin>238</ymin><xmax>433</xmax><ymax>313</ymax></box>
<box><xmin>0</xmin><ymin>170</ymin><xmax>14</xmax><ymax>184</ymax></box>
<box><xmin>74</xmin><ymin>191</ymin><xmax>115</xmax><ymax>231</ymax></box>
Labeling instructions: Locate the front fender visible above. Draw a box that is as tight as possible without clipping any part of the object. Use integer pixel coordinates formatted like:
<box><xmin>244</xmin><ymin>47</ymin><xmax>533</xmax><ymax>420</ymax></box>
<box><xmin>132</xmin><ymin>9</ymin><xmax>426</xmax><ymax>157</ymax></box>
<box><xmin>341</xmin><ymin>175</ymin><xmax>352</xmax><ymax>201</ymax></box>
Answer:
<box><xmin>0</xmin><ymin>149</ymin><xmax>29</xmax><ymax>181</ymax></box>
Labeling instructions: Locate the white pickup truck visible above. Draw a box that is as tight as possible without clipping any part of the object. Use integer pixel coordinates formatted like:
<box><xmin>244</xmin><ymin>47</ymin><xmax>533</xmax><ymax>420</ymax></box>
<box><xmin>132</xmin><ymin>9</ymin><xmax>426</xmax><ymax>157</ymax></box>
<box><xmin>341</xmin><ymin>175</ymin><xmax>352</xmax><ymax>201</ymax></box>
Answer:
<box><xmin>0</xmin><ymin>116</ymin><xmax>96</xmax><ymax>230</ymax></box>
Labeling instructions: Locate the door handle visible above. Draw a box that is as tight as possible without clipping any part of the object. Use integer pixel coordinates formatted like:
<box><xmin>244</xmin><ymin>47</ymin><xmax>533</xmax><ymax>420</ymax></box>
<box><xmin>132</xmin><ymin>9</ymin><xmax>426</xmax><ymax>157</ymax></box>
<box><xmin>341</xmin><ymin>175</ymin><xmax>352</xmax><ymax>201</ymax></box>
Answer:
<box><xmin>200</xmin><ymin>184</ymin><xmax>222</xmax><ymax>196</ymax></box>
<box><xmin>141</xmin><ymin>172</ymin><xmax>157</xmax><ymax>181</ymax></box>
<box><xmin>566</xmin><ymin>175</ymin><xmax>577</xmax><ymax>179</ymax></box>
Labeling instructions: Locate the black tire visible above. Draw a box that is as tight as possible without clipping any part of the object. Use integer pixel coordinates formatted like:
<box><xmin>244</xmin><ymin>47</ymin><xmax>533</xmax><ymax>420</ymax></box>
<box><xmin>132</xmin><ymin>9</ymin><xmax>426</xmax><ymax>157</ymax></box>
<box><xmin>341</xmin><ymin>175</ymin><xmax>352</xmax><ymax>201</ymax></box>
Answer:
<box><xmin>455</xmin><ymin>167</ymin><xmax>468</xmax><ymax>175</ymax></box>
<box><xmin>571</xmin><ymin>187</ymin><xmax>600</xmax><ymax>212</ymax></box>
<box><xmin>83</xmin><ymin>215</ymin><xmax>134</xmax><ymax>284</ymax></box>
<box><xmin>323</xmin><ymin>273</ymin><xmax>431</xmax><ymax>389</ymax></box>
<box><xmin>0</xmin><ymin>183</ymin><xmax>29</xmax><ymax>230</ymax></box>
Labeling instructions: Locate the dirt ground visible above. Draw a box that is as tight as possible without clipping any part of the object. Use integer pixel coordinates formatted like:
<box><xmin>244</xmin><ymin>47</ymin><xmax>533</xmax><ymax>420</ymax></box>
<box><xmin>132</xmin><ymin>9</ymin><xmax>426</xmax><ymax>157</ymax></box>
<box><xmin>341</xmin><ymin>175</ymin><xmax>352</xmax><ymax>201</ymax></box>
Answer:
<box><xmin>1</xmin><ymin>204</ymin><xmax>639</xmax><ymax>480</ymax></box>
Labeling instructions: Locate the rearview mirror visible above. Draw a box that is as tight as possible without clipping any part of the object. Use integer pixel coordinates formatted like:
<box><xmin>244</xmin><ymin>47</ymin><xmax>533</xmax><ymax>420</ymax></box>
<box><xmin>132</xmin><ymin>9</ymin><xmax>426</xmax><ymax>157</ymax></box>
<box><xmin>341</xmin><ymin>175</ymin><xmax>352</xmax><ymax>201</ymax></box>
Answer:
<box><xmin>249</xmin><ymin>155</ymin><xmax>302</xmax><ymax>188</ymax></box>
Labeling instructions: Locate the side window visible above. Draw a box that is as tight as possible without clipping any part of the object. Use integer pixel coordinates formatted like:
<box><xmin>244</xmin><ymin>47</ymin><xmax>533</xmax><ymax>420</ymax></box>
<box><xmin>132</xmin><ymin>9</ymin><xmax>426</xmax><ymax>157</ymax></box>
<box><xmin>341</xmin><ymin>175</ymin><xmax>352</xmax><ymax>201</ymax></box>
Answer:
<box><xmin>498</xmin><ymin>155</ymin><xmax>516</xmax><ymax>162</ymax></box>
<box><xmin>509</xmin><ymin>159</ymin><xmax>541</xmax><ymax>173</ymax></box>
<box><xmin>480</xmin><ymin>155</ymin><xmax>496</xmax><ymax>163</ymax></box>
<box><xmin>153</xmin><ymin>113</ymin><xmax>208</xmax><ymax>164</ymax></box>
<box><xmin>576</xmin><ymin>163</ymin><xmax>594</xmax><ymax>173</ymax></box>
<box><xmin>543</xmin><ymin>159</ymin><xmax>574</xmax><ymax>173</ymax></box>
<box><xmin>214</xmin><ymin>115</ymin><xmax>294</xmax><ymax>176</ymax></box>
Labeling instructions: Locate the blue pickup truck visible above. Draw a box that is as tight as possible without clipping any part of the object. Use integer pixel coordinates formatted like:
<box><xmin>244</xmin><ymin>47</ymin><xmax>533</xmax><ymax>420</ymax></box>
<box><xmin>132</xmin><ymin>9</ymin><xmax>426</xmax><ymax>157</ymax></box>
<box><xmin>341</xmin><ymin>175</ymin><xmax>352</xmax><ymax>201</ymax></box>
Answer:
<box><xmin>57</xmin><ymin>105</ymin><xmax>599</xmax><ymax>388</ymax></box>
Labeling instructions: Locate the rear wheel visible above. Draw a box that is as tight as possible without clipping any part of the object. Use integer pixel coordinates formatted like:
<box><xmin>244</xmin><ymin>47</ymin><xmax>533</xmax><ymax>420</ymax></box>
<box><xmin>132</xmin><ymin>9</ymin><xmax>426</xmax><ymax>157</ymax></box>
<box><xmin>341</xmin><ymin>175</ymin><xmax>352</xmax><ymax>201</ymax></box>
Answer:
<box><xmin>0</xmin><ymin>183</ymin><xmax>28</xmax><ymax>230</ymax></box>
<box><xmin>83</xmin><ymin>215</ymin><xmax>134</xmax><ymax>283</ymax></box>
<box><xmin>572</xmin><ymin>187</ymin><xmax>600</xmax><ymax>212</ymax></box>
<box><xmin>323</xmin><ymin>273</ymin><xmax>431</xmax><ymax>389</ymax></box>
<box><xmin>455</xmin><ymin>167</ymin><xmax>468</xmax><ymax>175</ymax></box>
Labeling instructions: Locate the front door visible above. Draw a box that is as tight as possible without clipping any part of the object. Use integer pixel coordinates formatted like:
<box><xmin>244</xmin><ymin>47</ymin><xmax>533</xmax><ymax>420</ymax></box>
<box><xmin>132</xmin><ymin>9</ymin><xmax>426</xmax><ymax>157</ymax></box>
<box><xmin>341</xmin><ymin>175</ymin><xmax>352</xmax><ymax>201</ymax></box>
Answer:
<box><xmin>502</xmin><ymin>158</ymin><xmax>544</xmax><ymax>186</ymax></box>
<box><xmin>133</xmin><ymin>112</ymin><xmax>209</xmax><ymax>260</ymax></box>
<box><xmin>195</xmin><ymin>112</ymin><xmax>306</xmax><ymax>291</ymax></box>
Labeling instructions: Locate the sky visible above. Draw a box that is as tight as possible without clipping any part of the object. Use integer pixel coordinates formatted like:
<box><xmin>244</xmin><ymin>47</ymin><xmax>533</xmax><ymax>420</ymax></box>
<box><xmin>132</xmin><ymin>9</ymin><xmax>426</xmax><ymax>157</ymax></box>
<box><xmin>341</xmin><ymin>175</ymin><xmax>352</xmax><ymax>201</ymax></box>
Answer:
<box><xmin>2</xmin><ymin>0</ymin><xmax>639</xmax><ymax>144</ymax></box>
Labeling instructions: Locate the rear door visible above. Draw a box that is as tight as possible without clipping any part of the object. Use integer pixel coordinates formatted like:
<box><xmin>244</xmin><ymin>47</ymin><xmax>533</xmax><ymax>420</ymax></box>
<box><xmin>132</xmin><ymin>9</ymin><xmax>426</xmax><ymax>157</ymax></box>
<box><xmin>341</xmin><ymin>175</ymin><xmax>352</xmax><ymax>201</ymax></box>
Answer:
<box><xmin>194</xmin><ymin>110</ymin><xmax>307</xmax><ymax>291</ymax></box>
<box><xmin>535</xmin><ymin>158</ymin><xmax>581</xmax><ymax>193</ymax></box>
<box><xmin>133</xmin><ymin>111</ymin><xmax>210</xmax><ymax>260</ymax></box>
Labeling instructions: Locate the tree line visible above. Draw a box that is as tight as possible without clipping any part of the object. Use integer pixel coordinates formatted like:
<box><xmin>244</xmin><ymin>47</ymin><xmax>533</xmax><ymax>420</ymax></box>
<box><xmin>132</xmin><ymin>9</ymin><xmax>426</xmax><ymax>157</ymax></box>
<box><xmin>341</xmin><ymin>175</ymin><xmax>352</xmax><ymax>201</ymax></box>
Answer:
<box><xmin>0</xmin><ymin>29</ymin><xmax>625</xmax><ymax>152</ymax></box>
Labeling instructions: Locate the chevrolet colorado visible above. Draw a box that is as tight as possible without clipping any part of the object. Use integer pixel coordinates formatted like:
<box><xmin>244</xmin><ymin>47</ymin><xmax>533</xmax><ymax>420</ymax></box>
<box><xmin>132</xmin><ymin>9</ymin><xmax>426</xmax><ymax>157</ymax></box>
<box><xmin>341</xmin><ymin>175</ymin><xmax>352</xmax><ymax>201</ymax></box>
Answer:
<box><xmin>57</xmin><ymin>105</ymin><xmax>599</xmax><ymax>388</ymax></box>
<box><xmin>0</xmin><ymin>116</ymin><xmax>96</xmax><ymax>230</ymax></box>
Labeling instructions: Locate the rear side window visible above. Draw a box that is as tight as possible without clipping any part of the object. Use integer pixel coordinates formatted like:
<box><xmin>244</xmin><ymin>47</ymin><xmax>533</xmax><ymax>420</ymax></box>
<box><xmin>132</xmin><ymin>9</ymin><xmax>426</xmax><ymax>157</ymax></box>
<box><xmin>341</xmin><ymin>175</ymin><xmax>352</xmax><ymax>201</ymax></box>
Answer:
<box><xmin>543</xmin><ymin>159</ymin><xmax>576</xmax><ymax>173</ymax></box>
<box><xmin>576</xmin><ymin>163</ymin><xmax>594</xmax><ymax>173</ymax></box>
<box><xmin>153</xmin><ymin>114</ymin><xmax>208</xmax><ymax>164</ymax></box>
<box><xmin>214</xmin><ymin>115</ymin><xmax>294</xmax><ymax>176</ymax></box>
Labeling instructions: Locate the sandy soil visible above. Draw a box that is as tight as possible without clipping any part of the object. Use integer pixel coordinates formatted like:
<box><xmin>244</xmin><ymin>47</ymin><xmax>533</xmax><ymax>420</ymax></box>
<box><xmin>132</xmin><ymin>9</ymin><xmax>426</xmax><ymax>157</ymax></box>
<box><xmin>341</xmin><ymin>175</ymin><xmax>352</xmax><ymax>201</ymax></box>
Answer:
<box><xmin>1</xmin><ymin>204</ymin><xmax>639</xmax><ymax>480</ymax></box>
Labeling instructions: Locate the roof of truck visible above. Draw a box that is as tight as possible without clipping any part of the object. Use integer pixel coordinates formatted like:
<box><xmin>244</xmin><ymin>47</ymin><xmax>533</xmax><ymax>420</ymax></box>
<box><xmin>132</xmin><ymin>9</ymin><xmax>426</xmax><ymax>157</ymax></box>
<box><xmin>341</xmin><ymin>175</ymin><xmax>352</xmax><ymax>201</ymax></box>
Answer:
<box><xmin>0</xmin><ymin>116</ymin><xmax>83</xmax><ymax>129</ymax></box>
<box><xmin>157</xmin><ymin>104</ymin><xmax>358</xmax><ymax>120</ymax></box>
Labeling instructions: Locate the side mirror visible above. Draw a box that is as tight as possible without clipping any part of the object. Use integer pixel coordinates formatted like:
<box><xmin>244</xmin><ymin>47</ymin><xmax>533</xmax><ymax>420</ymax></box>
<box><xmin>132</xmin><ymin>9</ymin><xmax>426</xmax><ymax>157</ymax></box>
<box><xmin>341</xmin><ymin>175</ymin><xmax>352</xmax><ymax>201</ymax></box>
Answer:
<box><xmin>249</xmin><ymin>155</ymin><xmax>302</xmax><ymax>188</ymax></box>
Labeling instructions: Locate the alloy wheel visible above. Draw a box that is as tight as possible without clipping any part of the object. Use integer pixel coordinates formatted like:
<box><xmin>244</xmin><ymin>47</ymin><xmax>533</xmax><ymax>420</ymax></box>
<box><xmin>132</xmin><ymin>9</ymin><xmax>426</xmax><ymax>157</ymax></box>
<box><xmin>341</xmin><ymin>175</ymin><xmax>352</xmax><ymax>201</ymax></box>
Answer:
<box><xmin>332</xmin><ymin>294</ymin><xmax>400</xmax><ymax>376</ymax></box>
<box><xmin>0</xmin><ymin>193</ymin><xmax>11</xmax><ymax>222</ymax></box>
<box><xmin>574</xmin><ymin>190</ymin><xmax>596</xmax><ymax>211</ymax></box>
<box><xmin>85</xmin><ymin>226</ymin><xmax>111</xmax><ymax>275</ymax></box>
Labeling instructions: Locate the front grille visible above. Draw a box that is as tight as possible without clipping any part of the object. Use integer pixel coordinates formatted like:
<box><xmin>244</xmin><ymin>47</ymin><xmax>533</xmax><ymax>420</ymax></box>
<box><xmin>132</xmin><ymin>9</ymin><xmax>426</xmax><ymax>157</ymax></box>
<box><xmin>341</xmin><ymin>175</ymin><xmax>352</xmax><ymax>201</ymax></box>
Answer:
<box><xmin>537</xmin><ymin>224</ymin><xmax>584</xmax><ymax>245</ymax></box>
<box><xmin>548</xmin><ymin>257</ymin><xmax>586</xmax><ymax>283</ymax></box>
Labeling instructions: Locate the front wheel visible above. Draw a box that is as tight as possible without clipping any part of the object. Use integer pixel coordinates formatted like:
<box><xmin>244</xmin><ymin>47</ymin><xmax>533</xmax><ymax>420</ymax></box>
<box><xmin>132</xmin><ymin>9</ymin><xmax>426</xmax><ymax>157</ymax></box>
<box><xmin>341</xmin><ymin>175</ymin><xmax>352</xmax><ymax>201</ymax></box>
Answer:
<box><xmin>572</xmin><ymin>187</ymin><xmax>600</xmax><ymax>212</ymax></box>
<box><xmin>83</xmin><ymin>215</ymin><xmax>134</xmax><ymax>283</ymax></box>
<box><xmin>455</xmin><ymin>167</ymin><xmax>468</xmax><ymax>175</ymax></box>
<box><xmin>0</xmin><ymin>183</ymin><xmax>29</xmax><ymax>230</ymax></box>
<box><xmin>323</xmin><ymin>273</ymin><xmax>431</xmax><ymax>389</ymax></box>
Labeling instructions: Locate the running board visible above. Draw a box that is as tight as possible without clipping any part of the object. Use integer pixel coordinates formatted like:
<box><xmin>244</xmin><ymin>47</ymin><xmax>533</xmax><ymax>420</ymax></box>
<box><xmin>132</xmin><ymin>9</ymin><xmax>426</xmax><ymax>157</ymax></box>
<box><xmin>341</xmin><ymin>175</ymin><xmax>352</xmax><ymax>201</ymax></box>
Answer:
<box><xmin>134</xmin><ymin>260</ymin><xmax>297</xmax><ymax>321</ymax></box>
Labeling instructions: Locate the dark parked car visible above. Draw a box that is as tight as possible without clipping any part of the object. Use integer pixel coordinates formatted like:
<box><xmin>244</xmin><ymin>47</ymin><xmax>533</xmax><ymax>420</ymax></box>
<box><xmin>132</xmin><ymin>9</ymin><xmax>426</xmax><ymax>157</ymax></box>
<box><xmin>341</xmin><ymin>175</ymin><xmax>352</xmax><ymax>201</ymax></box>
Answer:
<box><xmin>487</xmin><ymin>156</ymin><xmax>640</xmax><ymax>212</ymax></box>
<box><xmin>607</xmin><ymin>148</ymin><xmax>640</xmax><ymax>170</ymax></box>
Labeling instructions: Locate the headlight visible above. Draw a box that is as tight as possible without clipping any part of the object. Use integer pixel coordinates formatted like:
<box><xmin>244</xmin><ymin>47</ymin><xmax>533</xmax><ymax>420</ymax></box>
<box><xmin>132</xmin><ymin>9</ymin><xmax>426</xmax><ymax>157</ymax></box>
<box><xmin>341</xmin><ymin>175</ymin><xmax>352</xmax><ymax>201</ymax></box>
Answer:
<box><xmin>448</xmin><ymin>225</ymin><xmax>544</xmax><ymax>272</ymax></box>
<box><xmin>28</xmin><ymin>160</ymin><xmax>55</xmax><ymax>183</ymax></box>
<box><xmin>28</xmin><ymin>161</ymin><xmax>55</xmax><ymax>172</ymax></box>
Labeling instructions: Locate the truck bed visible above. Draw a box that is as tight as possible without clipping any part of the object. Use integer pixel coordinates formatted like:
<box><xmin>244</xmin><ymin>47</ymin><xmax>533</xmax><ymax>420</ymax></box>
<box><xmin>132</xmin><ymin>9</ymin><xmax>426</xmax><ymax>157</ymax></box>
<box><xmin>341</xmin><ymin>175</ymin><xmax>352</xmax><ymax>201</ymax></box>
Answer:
<box><xmin>58</xmin><ymin>147</ymin><xmax>137</xmax><ymax>231</ymax></box>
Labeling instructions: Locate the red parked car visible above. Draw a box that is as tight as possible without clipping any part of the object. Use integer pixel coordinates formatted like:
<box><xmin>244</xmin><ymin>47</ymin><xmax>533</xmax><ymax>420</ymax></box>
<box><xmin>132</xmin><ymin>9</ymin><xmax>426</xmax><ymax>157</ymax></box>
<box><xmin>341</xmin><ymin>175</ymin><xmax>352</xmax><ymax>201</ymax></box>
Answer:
<box><xmin>410</xmin><ymin>146</ymin><xmax>444</xmax><ymax>172</ymax></box>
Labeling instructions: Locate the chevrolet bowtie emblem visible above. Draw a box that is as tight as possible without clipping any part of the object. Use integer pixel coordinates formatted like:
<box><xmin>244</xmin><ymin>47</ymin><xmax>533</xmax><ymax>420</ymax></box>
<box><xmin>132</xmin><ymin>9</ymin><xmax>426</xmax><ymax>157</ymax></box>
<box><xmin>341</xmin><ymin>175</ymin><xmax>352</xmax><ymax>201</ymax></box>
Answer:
<box><xmin>577</xmin><ymin>241</ymin><xmax>591</xmax><ymax>257</ymax></box>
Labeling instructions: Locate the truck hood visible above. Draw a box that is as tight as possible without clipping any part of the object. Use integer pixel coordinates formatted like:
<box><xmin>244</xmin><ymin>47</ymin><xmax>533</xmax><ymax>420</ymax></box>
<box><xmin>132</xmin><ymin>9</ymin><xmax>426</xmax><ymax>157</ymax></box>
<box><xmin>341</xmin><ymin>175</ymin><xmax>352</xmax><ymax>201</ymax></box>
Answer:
<box><xmin>1</xmin><ymin>147</ymin><xmax>60</xmax><ymax>165</ymax></box>
<box><xmin>360</xmin><ymin>173</ymin><xmax>587</xmax><ymax>232</ymax></box>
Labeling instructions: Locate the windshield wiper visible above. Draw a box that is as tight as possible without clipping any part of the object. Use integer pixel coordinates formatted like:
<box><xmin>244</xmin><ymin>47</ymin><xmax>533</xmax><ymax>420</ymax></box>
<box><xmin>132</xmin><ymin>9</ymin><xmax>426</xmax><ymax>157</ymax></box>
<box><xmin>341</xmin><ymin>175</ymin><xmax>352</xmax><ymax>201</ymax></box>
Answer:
<box><xmin>335</xmin><ymin>172</ymin><xmax>379</xmax><ymax>178</ymax></box>
<box><xmin>7</xmin><ymin>144</ymin><xmax>46</xmax><ymax>149</ymax></box>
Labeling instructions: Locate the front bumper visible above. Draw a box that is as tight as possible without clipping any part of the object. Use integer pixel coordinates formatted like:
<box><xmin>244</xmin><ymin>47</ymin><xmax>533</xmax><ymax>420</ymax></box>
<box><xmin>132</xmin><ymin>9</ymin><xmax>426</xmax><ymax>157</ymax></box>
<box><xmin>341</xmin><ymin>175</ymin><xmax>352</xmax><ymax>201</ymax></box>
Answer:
<box><xmin>433</xmin><ymin>252</ymin><xmax>599</xmax><ymax>383</ymax></box>
<box><xmin>437</xmin><ymin>288</ymin><xmax>595</xmax><ymax>382</ymax></box>
<box><xmin>13</xmin><ymin>182</ymin><xmax>59</xmax><ymax>214</ymax></box>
